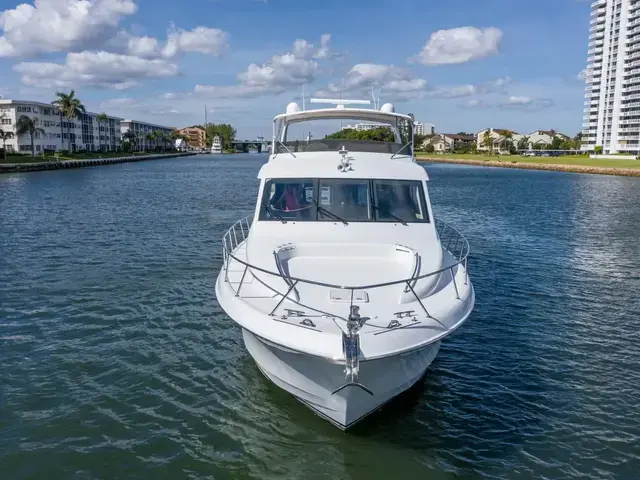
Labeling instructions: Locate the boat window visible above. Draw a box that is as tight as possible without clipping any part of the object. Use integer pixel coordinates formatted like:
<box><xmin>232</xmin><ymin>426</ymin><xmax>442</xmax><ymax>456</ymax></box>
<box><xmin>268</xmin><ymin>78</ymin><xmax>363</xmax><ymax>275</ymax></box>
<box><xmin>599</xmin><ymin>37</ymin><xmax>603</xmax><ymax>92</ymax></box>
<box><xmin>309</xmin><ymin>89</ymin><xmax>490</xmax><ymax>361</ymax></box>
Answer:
<box><xmin>258</xmin><ymin>178</ymin><xmax>429</xmax><ymax>223</ymax></box>
<box><xmin>259</xmin><ymin>179</ymin><xmax>315</xmax><ymax>221</ymax></box>
<box><xmin>317</xmin><ymin>179</ymin><xmax>372</xmax><ymax>222</ymax></box>
<box><xmin>373</xmin><ymin>180</ymin><xmax>429</xmax><ymax>223</ymax></box>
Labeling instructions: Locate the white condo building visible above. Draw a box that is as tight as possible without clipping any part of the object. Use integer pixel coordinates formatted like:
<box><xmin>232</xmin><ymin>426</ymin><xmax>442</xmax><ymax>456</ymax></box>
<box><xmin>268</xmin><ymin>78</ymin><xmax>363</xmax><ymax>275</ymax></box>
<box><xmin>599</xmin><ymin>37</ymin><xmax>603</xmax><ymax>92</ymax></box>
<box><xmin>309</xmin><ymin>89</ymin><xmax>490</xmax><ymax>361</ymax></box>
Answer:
<box><xmin>582</xmin><ymin>0</ymin><xmax>640</xmax><ymax>154</ymax></box>
<box><xmin>120</xmin><ymin>120</ymin><xmax>175</xmax><ymax>152</ymax></box>
<box><xmin>0</xmin><ymin>99</ymin><xmax>175</xmax><ymax>155</ymax></box>
<box><xmin>0</xmin><ymin>99</ymin><xmax>122</xmax><ymax>154</ymax></box>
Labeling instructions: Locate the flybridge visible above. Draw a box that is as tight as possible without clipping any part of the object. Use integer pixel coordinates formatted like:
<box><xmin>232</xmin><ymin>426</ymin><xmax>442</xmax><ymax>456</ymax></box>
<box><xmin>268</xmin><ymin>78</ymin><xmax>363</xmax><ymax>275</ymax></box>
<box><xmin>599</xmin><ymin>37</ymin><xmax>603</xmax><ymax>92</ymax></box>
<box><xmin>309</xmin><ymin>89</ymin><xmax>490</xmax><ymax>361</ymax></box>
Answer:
<box><xmin>270</xmin><ymin>97</ymin><xmax>415</xmax><ymax>159</ymax></box>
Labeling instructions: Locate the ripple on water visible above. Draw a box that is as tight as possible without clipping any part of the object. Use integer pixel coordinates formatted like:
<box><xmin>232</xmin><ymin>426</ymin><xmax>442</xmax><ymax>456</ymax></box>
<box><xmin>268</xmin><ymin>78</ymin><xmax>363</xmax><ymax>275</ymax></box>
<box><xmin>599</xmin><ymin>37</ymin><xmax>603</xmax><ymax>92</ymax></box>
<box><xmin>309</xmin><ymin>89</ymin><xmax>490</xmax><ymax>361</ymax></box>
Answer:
<box><xmin>1</xmin><ymin>158</ymin><xmax>639</xmax><ymax>479</ymax></box>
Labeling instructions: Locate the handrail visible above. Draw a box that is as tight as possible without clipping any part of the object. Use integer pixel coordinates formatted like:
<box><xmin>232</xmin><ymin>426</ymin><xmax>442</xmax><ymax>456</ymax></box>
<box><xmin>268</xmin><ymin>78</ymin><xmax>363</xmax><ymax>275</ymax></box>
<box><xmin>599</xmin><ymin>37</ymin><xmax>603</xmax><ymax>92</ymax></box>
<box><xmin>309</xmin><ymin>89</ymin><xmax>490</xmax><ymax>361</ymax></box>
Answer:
<box><xmin>220</xmin><ymin>215</ymin><xmax>470</xmax><ymax>292</ymax></box>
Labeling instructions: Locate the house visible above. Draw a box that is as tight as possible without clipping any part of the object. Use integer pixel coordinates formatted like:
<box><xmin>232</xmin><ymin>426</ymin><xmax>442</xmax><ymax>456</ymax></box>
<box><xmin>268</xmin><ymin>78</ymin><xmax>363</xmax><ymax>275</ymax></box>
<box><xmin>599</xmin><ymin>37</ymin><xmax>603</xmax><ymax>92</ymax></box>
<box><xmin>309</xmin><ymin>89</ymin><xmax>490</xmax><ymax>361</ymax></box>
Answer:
<box><xmin>523</xmin><ymin>130</ymin><xmax>569</xmax><ymax>150</ymax></box>
<box><xmin>476</xmin><ymin>128</ymin><xmax>523</xmax><ymax>154</ymax></box>
<box><xmin>424</xmin><ymin>133</ymin><xmax>475</xmax><ymax>152</ymax></box>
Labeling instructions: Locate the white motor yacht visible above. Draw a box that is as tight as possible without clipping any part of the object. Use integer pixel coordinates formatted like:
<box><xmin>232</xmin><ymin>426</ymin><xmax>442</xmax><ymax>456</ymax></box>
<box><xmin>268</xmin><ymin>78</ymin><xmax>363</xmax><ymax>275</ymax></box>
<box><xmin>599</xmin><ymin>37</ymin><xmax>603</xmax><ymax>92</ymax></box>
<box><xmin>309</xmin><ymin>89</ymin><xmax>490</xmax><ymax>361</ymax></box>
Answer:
<box><xmin>211</xmin><ymin>135</ymin><xmax>223</xmax><ymax>154</ymax></box>
<box><xmin>215</xmin><ymin>98</ymin><xmax>475</xmax><ymax>429</ymax></box>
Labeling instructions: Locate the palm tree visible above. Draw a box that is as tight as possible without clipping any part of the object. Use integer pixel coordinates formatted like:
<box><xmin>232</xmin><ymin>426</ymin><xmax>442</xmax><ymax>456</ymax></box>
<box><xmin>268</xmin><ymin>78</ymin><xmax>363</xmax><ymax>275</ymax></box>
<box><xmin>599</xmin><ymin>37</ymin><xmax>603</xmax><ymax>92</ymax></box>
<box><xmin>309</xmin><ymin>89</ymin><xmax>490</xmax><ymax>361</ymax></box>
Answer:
<box><xmin>518</xmin><ymin>135</ymin><xmax>530</xmax><ymax>151</ymax></box>
<box><xmin>482</xmin><ymin>130</ymin><xmax>493</xmax><ymax>154</ymax></box>
<box><xmin>121</xmin><ymin>130</ymin><xmax>137</xmax><ymax>152</ymax></box>
<box><xmin>500</xmin><ymin>130</ymin><xmax>513</xmax><ymax>154</ymax></box>
<box><xmin>145</xmin><ymin>132</ymin><xmax>156</xmax><ymax>152</ymax></box>
<box><xmin>96</xmin><ymin>112</ymin><xmax>108</xmax><ymax>152</ymax></box>
<box><xmin>0</xmin><ymin>128</ymin><xmax>15</xmax><ymax>162</ymax></box>
<box><xmin>16</xmin><ymin>116</ymin><xmax>45</xmax><ymax>159</ymax></box>
<box><xmin>52</xmin><ymin>90</ymin><xmax>86</xmax><ymax>152</ymax></box>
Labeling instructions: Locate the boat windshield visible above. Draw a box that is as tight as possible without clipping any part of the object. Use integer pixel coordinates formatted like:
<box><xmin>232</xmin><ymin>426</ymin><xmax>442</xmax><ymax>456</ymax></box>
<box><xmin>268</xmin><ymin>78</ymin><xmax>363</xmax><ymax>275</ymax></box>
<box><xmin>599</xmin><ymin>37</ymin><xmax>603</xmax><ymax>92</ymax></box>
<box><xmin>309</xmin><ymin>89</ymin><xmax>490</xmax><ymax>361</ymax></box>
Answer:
<box><xmin>273</xmin><ymin>117</ymin><xmax>413</xmax><ymax>156</ymax></box>
<box><xmin>258</xmin><ymin>178</ymin><xmax>429</xmax><ymax>223</ymax></box>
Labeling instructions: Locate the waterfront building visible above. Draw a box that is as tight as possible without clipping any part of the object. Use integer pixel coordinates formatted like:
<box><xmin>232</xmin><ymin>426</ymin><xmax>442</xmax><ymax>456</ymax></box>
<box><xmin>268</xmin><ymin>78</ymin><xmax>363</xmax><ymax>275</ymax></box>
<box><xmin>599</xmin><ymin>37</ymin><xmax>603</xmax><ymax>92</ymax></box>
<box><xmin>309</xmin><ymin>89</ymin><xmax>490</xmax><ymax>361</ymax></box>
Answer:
<box><xmin>476</xmin><ymin>128</ymin><xmax>524</xmax><ymax>154</ymax></box>
<box><xmin>0</xmin><ymin>99</ymin><xmax>121</xmax><ymax>154</ymax></box>
<box><xmin>582</xmin><ymin>0</ymin><xmax>640</xmax><ymax>154</ymax></box>
<box><xmin>120</xmin><ymin>120</ymin><xmax>175</xmax><ymax>152</ymax></box>
<box><xmin>527</xmin><ymin>130</ymin><xmax>569</xmax><ymax>149</ymax></box>
<box><xmin>176</xmin><ymin>126</ymin><xmax>206</xmax><ymax>150</ymax></box>
<box><xmin>424</xmin><ymin>133</ymin><xmax>475</xmax><ymax>152</ymax></box>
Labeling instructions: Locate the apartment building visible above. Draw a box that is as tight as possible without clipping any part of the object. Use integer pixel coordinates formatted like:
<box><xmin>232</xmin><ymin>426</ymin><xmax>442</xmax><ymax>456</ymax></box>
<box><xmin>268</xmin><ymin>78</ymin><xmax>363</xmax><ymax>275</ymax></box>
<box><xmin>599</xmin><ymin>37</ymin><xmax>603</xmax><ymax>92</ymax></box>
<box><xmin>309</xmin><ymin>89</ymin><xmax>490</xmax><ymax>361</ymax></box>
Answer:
<box><xmin>120</xmin><ymin>120</ymin><xmax>175</xmax><ymax>151</ymax></box>
<box><xmin>176</xmin><ymin>126</ymin><xmax>206</xmax><ymax>150</ymax></box>
<box><xmin>424</xmin><ymin>133</ymin><xmax>475</xmax><ymax>152</ymax></box>
<box><xmin>414</xmin><ymin>122</ymin><xmax>435</xmax><ymax>136</ymax></box>
<box><xmin>0</xmin><ymin>99</ymin><xmax>122</xmax><ymax>154</ymax></box>
<box><xmin>582</xmin><ymin>0</ymin><xmax>640</xmax><ymax>154</ymax></box>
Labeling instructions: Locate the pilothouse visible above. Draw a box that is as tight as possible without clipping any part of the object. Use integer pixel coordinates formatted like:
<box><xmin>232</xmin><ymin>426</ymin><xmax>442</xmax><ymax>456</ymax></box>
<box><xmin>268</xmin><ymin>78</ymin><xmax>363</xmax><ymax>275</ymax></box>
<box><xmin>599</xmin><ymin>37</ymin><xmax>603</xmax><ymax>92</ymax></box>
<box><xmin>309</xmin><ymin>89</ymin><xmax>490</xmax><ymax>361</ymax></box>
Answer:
<box><xmin>216</xmin><ymin>98</ymin><xmax>475</xmax><ymax>429</ymax></box>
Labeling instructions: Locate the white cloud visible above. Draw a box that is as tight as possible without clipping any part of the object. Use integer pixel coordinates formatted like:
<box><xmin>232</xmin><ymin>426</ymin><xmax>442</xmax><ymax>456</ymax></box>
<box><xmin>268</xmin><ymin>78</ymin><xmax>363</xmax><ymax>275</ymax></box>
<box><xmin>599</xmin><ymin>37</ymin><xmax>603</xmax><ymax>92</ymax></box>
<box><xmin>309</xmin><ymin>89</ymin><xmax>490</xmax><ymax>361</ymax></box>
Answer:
<box><xmin>14</xmin><ymin>51</ymin><xmax>179</xmax><ymax>89</ymax></box>
<box><xmin>424</xmin><ymin>76</ymin><xmax>511</xmax><ymax>99</ymax></box>
<box><xmin>195</xmin><ymin>34</ymin><xmax>340</xmax><ymax>98</ymax></box>
<box><xmin>100</xmin><ymin>96</ymin><xmax>180</xmax><ymax>116</ymax></box>
<box><xmin>498</xmin><ymin>96</ymin><xmax>554</xmax><ymax>110</ymax></box>
<box><xmin>161</xmin><ymin>25</ymin><xmax>229</xmax><ymax>57</ymax></box>
<box><xmin>414</xmin><ymin>26</ymin><xmax>503</xmax><ymax>66</ymax></box>
<box><xmin>459</xmin><ymin>99</ymin><xmax>490</xmax><ymax>109</ymax></box>
<box><xmin>505</xmin><ymin>95</ymin><xmax>532</xmax><ymax>105</ymax></box>
<box><xmin>0</xmin><ymin>0</ymin><xmax>137</xmax><ymax>57</ymax></box>
<box><xmin>315</xmin><ymin>63</ymin><xmax>428</xmax><ymax>100</ymax></box>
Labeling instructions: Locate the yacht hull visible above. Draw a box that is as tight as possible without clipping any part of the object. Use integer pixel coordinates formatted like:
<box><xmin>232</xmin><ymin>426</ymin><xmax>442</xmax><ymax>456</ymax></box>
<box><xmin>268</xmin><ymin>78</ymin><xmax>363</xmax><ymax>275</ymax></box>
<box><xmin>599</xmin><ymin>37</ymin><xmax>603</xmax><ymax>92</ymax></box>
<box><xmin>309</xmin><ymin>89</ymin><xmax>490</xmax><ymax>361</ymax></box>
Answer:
<box><xmin>242</xmin><ymin>328</ymin><xmax>440</xmax><ymax>429</ymax></box>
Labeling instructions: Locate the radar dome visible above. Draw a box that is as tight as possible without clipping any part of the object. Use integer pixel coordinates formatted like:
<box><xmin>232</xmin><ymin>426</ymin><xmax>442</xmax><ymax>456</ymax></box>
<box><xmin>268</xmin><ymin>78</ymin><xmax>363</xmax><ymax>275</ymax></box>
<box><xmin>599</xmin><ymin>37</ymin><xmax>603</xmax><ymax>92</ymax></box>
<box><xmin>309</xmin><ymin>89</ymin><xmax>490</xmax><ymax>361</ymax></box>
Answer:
<box><xmin>286</xmin><ymin>102</ymin><xmax>301</xmax><ymax>114</ymax></box>
<box><xmin>380</xmin><ymin>103</ymin><xmax>395</xmax><ymax>113</ymax></box>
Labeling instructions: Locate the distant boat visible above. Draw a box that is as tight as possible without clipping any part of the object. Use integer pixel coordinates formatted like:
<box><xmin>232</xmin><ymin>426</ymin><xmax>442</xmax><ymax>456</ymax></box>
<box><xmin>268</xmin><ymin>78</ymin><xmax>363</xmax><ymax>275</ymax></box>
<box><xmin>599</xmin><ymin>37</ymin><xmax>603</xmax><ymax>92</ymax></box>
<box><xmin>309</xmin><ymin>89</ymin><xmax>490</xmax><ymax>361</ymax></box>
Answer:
<box><xmin>211</xmin><ymin>135</ymin><xmax>222</xmax><ymax>154</ymax></box>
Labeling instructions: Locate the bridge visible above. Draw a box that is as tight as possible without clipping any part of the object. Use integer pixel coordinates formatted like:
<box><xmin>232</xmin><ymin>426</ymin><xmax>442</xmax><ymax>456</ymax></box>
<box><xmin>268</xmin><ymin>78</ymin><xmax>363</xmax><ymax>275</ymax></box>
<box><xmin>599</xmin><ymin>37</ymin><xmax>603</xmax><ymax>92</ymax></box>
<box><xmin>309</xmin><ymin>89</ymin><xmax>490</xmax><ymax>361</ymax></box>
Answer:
<box><xmin>230</xmin><ymin>138</ymin><xmax>272</xmax><ymax>153</ymax></box>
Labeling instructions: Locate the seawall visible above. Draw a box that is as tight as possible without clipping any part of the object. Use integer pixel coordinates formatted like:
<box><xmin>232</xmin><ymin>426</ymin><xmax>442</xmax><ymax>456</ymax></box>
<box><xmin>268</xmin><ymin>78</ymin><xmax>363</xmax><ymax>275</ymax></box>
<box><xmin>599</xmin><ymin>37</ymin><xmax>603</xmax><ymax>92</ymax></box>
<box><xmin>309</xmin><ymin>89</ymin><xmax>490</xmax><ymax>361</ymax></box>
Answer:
<box><xmin>416</xmin><ymin>156</ymin><xmax>640</xmax><ymax>177</ymax></box>
<box><xmin>0</xmin><ymin>153</ymin><xmax>196</xmax><ymax>174</ymax></box>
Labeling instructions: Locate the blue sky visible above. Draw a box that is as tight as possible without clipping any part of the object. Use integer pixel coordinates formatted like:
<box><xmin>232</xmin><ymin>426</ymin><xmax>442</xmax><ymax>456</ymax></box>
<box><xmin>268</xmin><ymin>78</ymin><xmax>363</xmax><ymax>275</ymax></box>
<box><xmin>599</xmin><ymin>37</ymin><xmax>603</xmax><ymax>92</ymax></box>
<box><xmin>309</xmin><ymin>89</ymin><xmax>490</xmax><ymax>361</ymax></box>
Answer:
<box><xmin>0</xmin><ymin>0</ymin><xmax>590</xmax><ymax>138</ymax></box>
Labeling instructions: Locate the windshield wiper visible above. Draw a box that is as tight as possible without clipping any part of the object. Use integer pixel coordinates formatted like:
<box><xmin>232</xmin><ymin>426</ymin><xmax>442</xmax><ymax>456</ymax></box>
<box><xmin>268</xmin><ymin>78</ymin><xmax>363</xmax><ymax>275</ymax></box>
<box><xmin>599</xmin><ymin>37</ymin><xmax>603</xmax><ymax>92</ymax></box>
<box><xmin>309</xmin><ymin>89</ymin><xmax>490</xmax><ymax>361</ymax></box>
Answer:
<box><xmin>263</xmin><ymin>202</ymin><xmax>287</xmax><ymax>223</ymax></box>
<box><xmin>372</xmin><ymin>204</ymin><xmax>408</xmax><ymax>226</ymax></box>
<box><xmin>312</xmin><ymin>200</ymin><xmax>348</xmax><ymax>225</ymax></box>
<box><xmin>390</xmin><ymin>141</ymin><xmax>412</xmax><ymax>159</ymax></box>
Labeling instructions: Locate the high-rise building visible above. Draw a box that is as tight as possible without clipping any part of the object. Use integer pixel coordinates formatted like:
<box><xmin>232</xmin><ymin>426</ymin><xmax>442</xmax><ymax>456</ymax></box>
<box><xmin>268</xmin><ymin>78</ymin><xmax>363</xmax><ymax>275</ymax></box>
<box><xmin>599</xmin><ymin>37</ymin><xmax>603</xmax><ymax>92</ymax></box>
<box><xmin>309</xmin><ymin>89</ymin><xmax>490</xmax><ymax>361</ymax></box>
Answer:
<box><xmin>414</xmin><ymin>122</ymin><xmax>435</xmax><ymax>136</ymax></box>
<box><xmin>582</xmin><ymin>0</ymin><xmax>640</xmax><ymax>154</ymax></box>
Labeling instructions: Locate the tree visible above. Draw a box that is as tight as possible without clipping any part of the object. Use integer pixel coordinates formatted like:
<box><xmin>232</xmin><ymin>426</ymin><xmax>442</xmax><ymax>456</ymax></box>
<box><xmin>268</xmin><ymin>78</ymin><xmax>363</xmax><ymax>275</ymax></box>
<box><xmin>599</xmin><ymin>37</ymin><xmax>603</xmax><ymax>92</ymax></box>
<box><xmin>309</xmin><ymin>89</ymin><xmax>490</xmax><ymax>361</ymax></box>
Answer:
<box><xmin>550</xmin><ymin>136</ymin><xmax>563</xmax><ymax>150</ymax></box>
<box><xmin>500</xmin><ymin>130</ymin><xmax>513</xmax><ymax>154</ymax></box>
<box><xmin>16</xmin><ymin>116</ymin><xmax>45</xmax><ymax>159</ymax></box>
<box><xmin>96</xmin><ymin>112</ymin><xmax>109</xmax><ymax>152</ymax></box>
<box><xmin>517</xmin><ymin>136</ymin><xmax>529</xmax><ymax>151</ymax></box>
<box><xmin>482</xmin><ymin>130</ymin><xmax>493</xmax><ymax>154</ymax></box>
<box><xmin>52</xmin><ymin>90</ymin><xmax>86</xmax><ymax>152</ymax></box>
<box><xmin>205</xmin><ymin>123</ymin><xmax>236</xmax><ymax>150</ymax></box>
<box><xmin>0</xmin><ymin>128</ymin><xmax>15</xmax><ymax>162</ymax></box>
<box><xmin>154</xmin><ymin>130</ymin><xmax>165</xmax><ymax>151</ymax></box>
<box><xmin>146</xmin><ymin>132</ymin><xmax>156</xmax><ymax>151</ymax></box>
<box><xmin>325</xmin><ymin>127</ymin><xmax>395</xmax><ymax>143</ymax></box>
<box><xmin>425</xmin><ymin>144</ymin><xmax>435</xmax><ymax>153</ymax></box>
<box><xmin>121</xmin><ymin>130</ymin><xmax>137</xmax><ymax>152</ymax></box>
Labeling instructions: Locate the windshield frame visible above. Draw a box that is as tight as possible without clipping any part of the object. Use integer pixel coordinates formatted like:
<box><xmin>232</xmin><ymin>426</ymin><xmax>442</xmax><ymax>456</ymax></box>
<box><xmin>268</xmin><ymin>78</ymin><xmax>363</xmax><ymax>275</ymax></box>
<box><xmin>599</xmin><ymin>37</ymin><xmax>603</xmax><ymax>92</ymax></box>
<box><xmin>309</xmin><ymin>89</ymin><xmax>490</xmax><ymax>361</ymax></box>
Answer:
<box><xmin>258</xmin><ymin>177</ymin><xmax>429</xmax><ymax>224</ymax></box>
<box><xmin>272</xmin><ymin>113</ymin><xmax>414</xmax><ymax>157</ymax></box>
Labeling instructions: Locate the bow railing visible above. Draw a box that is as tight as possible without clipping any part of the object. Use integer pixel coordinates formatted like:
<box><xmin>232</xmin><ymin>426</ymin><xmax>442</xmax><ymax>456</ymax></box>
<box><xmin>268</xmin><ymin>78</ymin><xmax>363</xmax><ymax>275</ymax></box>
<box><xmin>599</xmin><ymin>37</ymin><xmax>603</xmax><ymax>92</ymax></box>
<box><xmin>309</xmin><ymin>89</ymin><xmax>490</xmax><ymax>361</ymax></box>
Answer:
<box><xmin>220</xmin><ymin>215</ymin><xmax>470</xmax><ymax>321</ymax></box>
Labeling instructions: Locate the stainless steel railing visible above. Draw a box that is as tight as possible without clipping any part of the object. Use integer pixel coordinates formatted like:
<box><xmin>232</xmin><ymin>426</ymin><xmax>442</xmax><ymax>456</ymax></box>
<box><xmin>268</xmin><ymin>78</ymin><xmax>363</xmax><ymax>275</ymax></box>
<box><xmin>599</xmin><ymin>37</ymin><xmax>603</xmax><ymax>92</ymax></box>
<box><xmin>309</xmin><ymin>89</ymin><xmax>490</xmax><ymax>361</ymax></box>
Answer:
<box><xmin>220</xmin><ymin>215</ymin><xmax>470</xmax><ymax>321</ymax></box>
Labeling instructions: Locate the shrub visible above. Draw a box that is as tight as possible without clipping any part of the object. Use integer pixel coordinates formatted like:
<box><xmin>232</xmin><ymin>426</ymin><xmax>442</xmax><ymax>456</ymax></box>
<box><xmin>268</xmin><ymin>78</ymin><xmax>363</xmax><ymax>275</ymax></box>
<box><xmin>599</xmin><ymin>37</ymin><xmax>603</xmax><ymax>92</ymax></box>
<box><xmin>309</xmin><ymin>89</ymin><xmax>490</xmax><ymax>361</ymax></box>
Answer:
<box><xmin>425</xmin><ymin>144</ymin><xmax>435</xmax><ymax>153</ymax></box>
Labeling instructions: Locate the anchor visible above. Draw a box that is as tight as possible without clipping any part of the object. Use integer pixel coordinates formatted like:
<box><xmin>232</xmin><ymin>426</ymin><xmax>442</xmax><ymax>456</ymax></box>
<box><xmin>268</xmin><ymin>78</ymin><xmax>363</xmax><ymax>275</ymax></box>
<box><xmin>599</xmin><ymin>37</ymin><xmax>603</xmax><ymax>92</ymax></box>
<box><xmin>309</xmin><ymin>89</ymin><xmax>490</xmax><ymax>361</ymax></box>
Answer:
<box><xmin>331</xmin><ymin>305</ymin><xmax>374</xmax><ymax>396</ymax></box>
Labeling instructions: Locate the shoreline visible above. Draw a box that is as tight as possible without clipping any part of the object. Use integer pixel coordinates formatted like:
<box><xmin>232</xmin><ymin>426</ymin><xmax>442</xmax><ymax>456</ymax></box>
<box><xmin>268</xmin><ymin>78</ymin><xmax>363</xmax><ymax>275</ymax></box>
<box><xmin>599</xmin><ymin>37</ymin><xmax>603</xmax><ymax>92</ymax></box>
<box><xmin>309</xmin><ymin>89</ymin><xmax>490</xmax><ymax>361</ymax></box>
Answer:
<box><xmin>0</xmin><ymin>152</ymin><xmax>196</xmax><ymax>174</ymax></box>
<box><xmin>416</xmin><ymin>156</ymin><xmax>640</xmax><ymax>177</ymax></box>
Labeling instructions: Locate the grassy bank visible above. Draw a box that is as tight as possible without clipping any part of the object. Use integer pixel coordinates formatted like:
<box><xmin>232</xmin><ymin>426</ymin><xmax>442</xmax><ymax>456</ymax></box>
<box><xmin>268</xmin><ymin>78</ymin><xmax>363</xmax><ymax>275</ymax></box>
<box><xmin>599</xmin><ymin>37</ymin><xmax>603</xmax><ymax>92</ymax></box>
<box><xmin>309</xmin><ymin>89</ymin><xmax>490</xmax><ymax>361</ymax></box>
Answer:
<box><xmin>416</xmin><ymin>153</ymin><xmax>640</xmax><ymax>176</ymax></box>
